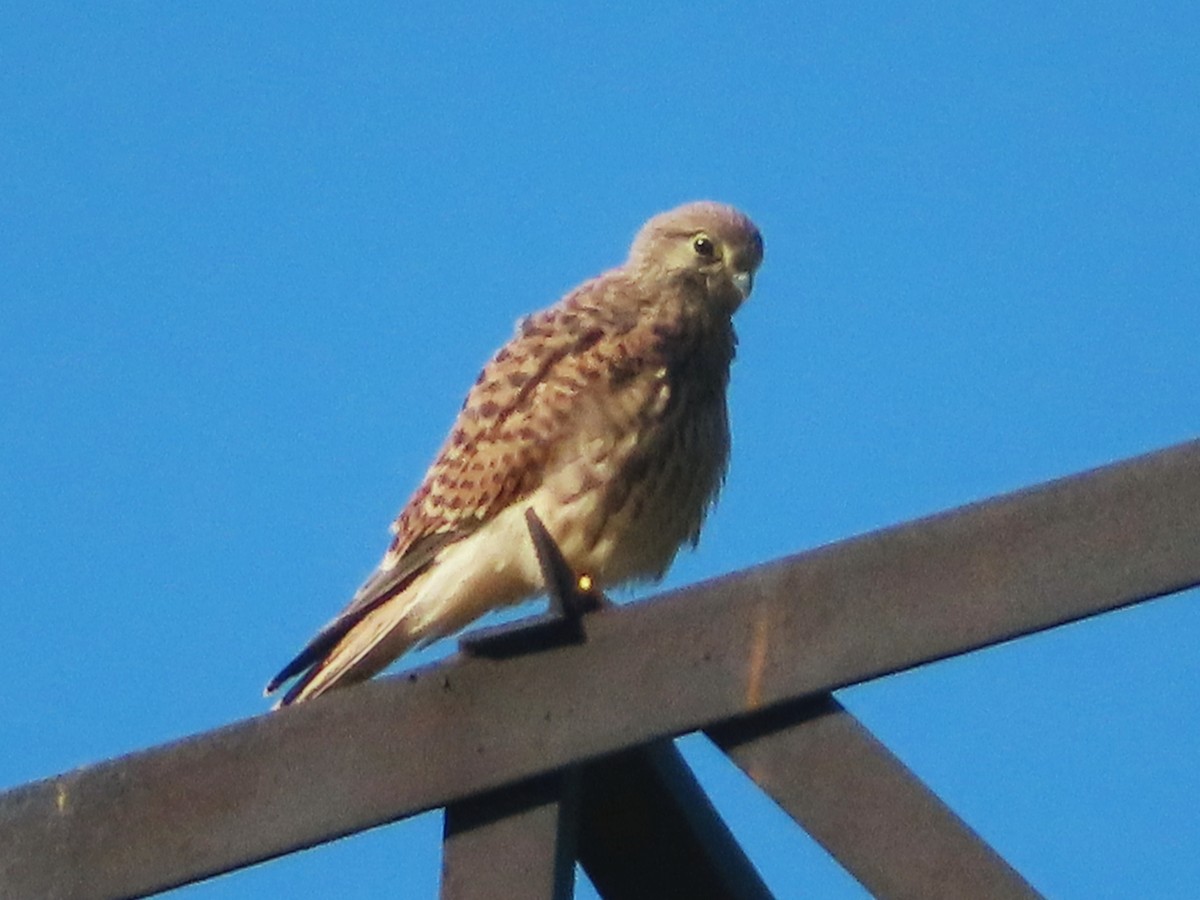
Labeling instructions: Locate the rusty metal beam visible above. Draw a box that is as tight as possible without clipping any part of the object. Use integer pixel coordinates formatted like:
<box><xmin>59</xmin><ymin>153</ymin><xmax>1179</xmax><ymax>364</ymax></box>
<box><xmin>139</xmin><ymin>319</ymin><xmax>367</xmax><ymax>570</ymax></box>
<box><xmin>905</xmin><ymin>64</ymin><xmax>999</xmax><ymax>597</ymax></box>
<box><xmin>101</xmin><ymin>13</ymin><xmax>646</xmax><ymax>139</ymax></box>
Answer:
<box><xmin>508</xmin><ymin>508</ymin><xmax>1032</xmax><ymax>897</ymax></box>
<box><xmin>708</xmin><ymin>695</ymin><xmax>1042</xmax><ymax>899</ymax></box>
<box><xmin>2</xmin><ymin>439</ymin><xmax>1198</xmax><ymax>898</ymax></box>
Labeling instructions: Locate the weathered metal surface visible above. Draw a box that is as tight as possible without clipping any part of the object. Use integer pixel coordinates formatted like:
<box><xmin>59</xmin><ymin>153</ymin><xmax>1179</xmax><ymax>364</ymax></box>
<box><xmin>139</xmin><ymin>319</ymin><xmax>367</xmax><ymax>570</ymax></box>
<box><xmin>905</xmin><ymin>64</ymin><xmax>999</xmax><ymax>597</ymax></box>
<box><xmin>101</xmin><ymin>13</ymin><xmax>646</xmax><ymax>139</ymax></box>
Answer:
<box><xmin>453</xmin><ymin>513</ymin><xmax>771</xmax><ymax>900</ymax></box>
<box><xmin>441</xmin><ymin>771</ymin><xmax>579</xmax><ymax>900</ymax></box>
<box><xmin>577</xmin><ymin>742</ymin><xmax>773</xmax><ymax>900</ymax></box>
<box><xmin>709</xmin><ymin>695</ymin><xmax>1043</xmax><ymax>899</ymax></box>
<box><xmin>2</xmin><ymin>439</ymin><xmax>1198</xmax><ymax>898</ymax></box>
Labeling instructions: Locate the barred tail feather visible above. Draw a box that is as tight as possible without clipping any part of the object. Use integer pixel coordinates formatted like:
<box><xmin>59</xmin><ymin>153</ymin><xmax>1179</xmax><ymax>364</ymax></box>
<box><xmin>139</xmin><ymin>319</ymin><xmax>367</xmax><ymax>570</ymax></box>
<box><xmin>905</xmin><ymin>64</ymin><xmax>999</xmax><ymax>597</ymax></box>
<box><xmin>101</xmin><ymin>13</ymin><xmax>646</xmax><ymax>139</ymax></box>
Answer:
<box><xmin>274</xmin><ymin>595</ymin><xmax>425</xmax><ymax>707</ymax></box>
<box><xmin>267</xmin><ymin>502</ymin><xmax>546</xmax><ymax>707</ymax></box>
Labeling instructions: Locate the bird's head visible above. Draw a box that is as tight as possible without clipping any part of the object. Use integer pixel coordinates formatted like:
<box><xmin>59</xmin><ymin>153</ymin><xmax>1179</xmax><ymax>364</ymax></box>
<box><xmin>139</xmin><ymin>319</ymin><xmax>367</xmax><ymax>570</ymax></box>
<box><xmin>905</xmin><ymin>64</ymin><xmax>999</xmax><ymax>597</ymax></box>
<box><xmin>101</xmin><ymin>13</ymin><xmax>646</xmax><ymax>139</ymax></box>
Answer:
<box><xmin>628</xmin><ymin>201</ymin><xmax>764</xmax><ymax>314</ymax></box>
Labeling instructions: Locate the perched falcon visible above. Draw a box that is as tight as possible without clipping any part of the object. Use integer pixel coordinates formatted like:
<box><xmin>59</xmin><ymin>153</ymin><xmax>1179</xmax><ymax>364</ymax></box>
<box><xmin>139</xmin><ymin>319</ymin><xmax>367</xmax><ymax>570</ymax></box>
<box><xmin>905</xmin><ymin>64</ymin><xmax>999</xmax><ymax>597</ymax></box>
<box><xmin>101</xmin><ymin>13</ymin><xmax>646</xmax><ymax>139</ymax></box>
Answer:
<box><xmin>266</xmin><ymin>201</ymin><xmax>764</xmax><ymax>706</ymax></box>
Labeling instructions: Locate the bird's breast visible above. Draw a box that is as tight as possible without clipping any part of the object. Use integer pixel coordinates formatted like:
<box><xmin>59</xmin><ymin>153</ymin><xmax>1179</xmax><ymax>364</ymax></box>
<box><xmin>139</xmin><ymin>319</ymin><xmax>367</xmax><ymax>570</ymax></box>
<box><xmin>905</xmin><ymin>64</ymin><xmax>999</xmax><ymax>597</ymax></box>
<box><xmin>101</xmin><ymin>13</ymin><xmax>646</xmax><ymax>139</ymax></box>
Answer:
<box><xmin>541</xmin><ymin>361</ymin><xmax>730</xmax><ymax>587</ymax></box>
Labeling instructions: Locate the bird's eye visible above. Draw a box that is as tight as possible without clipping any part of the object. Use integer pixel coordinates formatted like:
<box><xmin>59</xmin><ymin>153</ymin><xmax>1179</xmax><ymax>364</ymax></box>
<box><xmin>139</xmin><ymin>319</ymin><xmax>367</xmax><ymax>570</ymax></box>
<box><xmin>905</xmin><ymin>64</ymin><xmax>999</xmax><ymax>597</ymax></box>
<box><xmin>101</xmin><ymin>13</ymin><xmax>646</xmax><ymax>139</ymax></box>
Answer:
<box><xmin>692</xmin><ymin>235</ymin><xmax>716</xmax><ymax>258</ymax></box>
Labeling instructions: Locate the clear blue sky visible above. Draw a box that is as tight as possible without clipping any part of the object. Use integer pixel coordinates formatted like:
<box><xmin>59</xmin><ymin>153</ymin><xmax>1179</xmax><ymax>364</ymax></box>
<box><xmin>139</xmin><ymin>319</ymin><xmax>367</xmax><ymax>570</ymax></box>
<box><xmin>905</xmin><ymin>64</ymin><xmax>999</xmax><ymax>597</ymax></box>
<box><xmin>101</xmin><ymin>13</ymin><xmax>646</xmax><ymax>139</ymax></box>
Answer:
<box><xmin>3</xmin><ymin>4</ymin><xmax>1199</xmax><ymax>897</ymax></box>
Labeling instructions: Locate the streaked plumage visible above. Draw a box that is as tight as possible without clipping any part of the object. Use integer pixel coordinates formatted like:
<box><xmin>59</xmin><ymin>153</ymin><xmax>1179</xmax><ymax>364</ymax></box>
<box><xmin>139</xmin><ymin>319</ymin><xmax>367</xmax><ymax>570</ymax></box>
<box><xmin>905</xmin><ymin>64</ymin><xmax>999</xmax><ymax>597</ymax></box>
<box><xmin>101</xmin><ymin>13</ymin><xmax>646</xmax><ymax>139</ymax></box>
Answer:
<box><xmin>266</xmin><ymin>201</ymin><xmax>764</xmax><ymax>706</ymax></box>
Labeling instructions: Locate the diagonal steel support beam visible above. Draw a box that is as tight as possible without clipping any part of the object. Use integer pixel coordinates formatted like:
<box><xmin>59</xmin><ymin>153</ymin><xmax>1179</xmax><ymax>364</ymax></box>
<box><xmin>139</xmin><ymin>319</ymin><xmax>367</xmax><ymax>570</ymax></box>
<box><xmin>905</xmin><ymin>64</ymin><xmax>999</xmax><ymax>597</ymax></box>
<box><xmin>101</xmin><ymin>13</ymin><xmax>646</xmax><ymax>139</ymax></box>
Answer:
<box><xmin>576</xmin><ymin>742</ymin><xmax>773</xmax><ymax>900</ymax></box>
<box><xmin>441</xmin><ymin>771</ymin><xmax>579</xmax><ymax>900</ymax></box>
<box><xmin>709</xmin><ymin>696</ymin><xmax>1042</xmax><ymax>899</ymax></box>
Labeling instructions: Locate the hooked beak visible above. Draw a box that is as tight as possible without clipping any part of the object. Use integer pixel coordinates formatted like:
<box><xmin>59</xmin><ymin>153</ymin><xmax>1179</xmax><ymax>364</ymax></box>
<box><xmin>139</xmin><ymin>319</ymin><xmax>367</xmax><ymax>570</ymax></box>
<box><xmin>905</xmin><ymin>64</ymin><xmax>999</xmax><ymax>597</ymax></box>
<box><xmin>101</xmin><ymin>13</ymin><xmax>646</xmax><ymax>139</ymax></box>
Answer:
<box><xmin>731</xmin><ymin>270</ymin><xmax>754</xmax><ymax>301</ymax></box>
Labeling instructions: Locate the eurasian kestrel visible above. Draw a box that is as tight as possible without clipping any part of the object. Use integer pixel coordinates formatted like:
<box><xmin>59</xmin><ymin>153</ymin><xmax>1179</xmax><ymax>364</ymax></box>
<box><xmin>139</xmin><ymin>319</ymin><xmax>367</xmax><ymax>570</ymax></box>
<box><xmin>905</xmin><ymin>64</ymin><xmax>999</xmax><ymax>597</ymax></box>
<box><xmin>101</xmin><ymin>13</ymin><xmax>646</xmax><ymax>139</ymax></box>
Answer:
<box><xmin>266</xmin><ymin>201</ymin><xmax>764</xmax><ymax>706</ymax></box>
